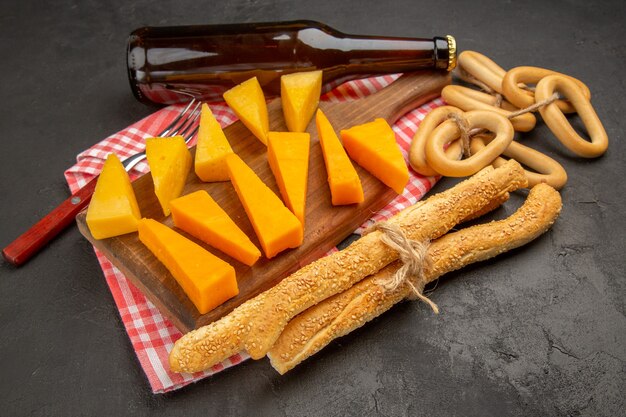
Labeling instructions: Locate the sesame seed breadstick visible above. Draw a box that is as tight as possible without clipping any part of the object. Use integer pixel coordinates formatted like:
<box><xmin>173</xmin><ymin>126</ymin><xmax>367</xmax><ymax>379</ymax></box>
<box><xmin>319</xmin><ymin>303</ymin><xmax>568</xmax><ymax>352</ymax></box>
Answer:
<box><xmin>461</xmin><ymin>191</ymin><xmax>509</xmax><ymax>223</ymax></box>
<box><xmin>267</xmin><ymin>183</ymin><xmax>562</xmax><ymax>374</ymax></box>
<box><xmin>169</xmin><ymin>160</ymin><xmax>527</xmax><ymax>373</ymax></box>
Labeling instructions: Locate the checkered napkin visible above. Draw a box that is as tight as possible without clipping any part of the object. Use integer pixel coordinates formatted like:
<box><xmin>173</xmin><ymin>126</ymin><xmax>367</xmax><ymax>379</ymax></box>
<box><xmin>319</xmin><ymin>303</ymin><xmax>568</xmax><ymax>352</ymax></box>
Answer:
<box><xmin>64</xmin><ymin>75</ymin><xmax>444</xmax><ymax>393</ymax></box>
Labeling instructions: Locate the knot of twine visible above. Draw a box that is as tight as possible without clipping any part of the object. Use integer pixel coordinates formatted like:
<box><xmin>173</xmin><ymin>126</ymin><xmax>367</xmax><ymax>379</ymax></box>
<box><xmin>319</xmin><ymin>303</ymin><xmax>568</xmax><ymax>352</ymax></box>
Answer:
<box><xmin>447</xmin><ymin>112</ymin><xmax>473</xmax><ymax>158</ymax></box>
<box><xmin>365</xmin><ymin>222</ymin><xmax>439</xmax><ymax>314</ymax></box>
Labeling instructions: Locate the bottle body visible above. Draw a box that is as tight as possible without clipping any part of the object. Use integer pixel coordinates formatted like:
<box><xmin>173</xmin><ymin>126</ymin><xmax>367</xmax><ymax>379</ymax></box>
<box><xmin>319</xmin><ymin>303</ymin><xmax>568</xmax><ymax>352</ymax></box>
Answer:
<box><xmin>127</xmin><ymin>20</ymin><xmax>455</xmax><ymax>105</ymax></box>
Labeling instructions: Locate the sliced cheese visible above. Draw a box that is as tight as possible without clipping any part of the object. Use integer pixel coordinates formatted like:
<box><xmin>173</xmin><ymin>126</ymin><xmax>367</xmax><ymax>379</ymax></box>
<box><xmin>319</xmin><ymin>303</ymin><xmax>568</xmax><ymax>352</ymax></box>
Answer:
<box><xmin>145</xmin><ymin>136</ymin><xmax>192</xmax><ymax>216</ymax></box>
<box><xmin>281</xmin><ymin>70</ymin><xmax>323</xmax><ymax>132</ymax></box>
<box><xmin>226</xmin><ymin>154</ymin><xmax>303</xmax><ymax>258</ymax></box>
<box><xmin>267</xmin><ymin>131</ymin><xmax>310</xmax><ymax>227</ymax></box>
<box><xmin>86</xmin><ymin>153</ymin><xmax>142</xmax><ymax>240</ymax></box>
<box><xmin>170</xmin><ymin>190</ymin><xmax>261</xmax><ymax>266</ymax></box>
<box><xmin>195</xmin><ymin>103</ymin><xmax>234</xmax><ymax>182</ymax></box>
<box><xmin>315</xmin><ymin>109</ymin><xmax>364</xmax><ymax>205</ymax></box>
<box><xmin>138</xmin><ymin>218</ymin><xmax>238</xmax><ymax>314</ymax></box>
<box><xmin>340</xmin><ymin>118</ymin><xmax>409</xmax><ymax>194</ymax></box>
<box><xmin>223</xmin><ymin>77</ymin><xmax>269</xmax><ymax>145</ymax></box>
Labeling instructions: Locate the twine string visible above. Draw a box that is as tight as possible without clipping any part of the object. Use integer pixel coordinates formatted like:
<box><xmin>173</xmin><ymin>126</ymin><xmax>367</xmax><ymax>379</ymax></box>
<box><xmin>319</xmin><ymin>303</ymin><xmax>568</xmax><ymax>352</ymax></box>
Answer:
<box><xmin>366</xmin><ymin>222</ymin><xmax>439</xmax><ymax>314</ymax></box>
<box><xmin>455</xmin><ymin>64</ymin><xmax>560</xmax><ymax>113</ymax></box>
<box><xmin>445</xmin><ymin>92</ymin><xmax>561</xmax><ymax>149</ymax></box>
<box><xmin>447</xmin><ymin>113</ymin><xmax>473</xmax><ymax>158</ymax></box>
<box><xmin>456</xmin><ymin>65</ymin><xmax>536</xmax><ymax>96</ymax></box>
<box><xmin>507</xmin><ymin>93</ymin><xmax>560</xmax><ymax>118</ymax></box>
<box><xmin>493</xmin><ymin>93</ymin><xmax>504</xmax><ymax>108</ymax></box>
<box><xmin>456</xmin><ymin>66</ymin><xmax>497</xmax><ymax>94</ymax></box>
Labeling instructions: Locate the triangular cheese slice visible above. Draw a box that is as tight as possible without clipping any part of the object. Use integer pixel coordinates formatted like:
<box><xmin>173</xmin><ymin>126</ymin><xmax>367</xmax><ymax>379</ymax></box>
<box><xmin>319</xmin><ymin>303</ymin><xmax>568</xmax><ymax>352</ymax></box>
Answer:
<box><xmin>138</xmin><ymin>218</ymin><xmax>238</xmax><ymax>314</ymax></box>
<box><xmin>170</xmin><ymin>190</ymin><xmax>261</xmax><ymax>266</ymax></box>
<box><xmin>340</xmin><ymin>118</ymin><xmax>409</xmax><ymax>194</ymax></box>
<box><xmin>315</xmin><ymin>109</ymin><xmax>364</xmax><ymax>205</ymax></box>
<box><xmin>223</xmin><ymin>77</ymin><xmax>269</xmax><ymax>145</ymax></box>
<box><xmin>226</xmin><ymin>154</ymin><xmax>303</xmax><ymax>258</ymax></box>
<box><xmin>145</xmin><ymin>136</ymin><xmax>192</xmax><ymax>216</ymax></box>
<box><xmin>86</xmin><ymin>153</ymin><xmax>141</xmax><ymax>239</ymax></box>
<box><xmin>195</xmin><ymin>103</ymin><xmax>234</xmax><ymax>182</ymax></box>
<box><xmin>281</xmin><ymin>70</ymin><xmax>322</xmax><ymax>132</ymax></box>
<box><xmin>267</xmin><ymin>131</ymin><xmax>310</xmax><ymax>227</ymax></box>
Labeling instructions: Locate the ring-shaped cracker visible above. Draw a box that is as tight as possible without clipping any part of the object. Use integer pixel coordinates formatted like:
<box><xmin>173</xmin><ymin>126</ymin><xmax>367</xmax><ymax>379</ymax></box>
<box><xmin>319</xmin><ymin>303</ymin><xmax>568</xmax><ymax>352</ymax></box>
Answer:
<box><xmin>470</xmin><ymin>135</ymin><xmax>568</xmax><ymax>190</ymax></box>
<box><xmin>442</xmin><ymin>85</ymin><xmax>536</xmax><ymax>132</ymax></box>
<box><xmin>457</xmin><ymin>51</ymin><xmax>506</xmax><ymax>93</ymax></box>
<box><xmin>502</xmin><ymin>66</ymin><xmax>591</xmax><ymax>114</ymax></box>
<box><xmin>425</xmin><ymin>110</ymin><xmax>514</xmax><ymax>177</ymax></box>
<box><xmin>536</xmin><ymin>75</ymin><xmax>608</xmax><ymax>158</ymax></box>
<box><xmin>409</xmin><ymin>106</ymin><xmax>465</xmax><ymax>176</ymax></box>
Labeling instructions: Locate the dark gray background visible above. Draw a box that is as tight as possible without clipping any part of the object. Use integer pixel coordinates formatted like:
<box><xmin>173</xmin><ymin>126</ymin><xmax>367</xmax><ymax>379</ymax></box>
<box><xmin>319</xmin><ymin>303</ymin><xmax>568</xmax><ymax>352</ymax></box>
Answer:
<box><xmin>1</xmin><ymin>0</ymin><xmax>624</xmax><ymax>416</ymax></box>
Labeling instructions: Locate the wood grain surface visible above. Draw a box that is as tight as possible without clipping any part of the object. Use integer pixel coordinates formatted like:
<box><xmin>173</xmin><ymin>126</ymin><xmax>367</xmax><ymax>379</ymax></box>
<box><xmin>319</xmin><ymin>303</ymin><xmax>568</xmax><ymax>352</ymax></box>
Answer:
<box><xmin>76</xmin><ymin>70</ymin><xmax>450</xmax><ymax>333</ymax></box>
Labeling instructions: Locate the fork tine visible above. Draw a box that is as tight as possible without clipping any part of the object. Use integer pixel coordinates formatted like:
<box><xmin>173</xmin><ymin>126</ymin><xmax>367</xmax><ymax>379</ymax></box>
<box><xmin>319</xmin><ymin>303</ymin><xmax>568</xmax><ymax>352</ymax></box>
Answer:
<box><xmin>183</xmin><ymin>125</ymin><xmax>199</xmax><ymax>144</ymax></box>
<box><xmin>159</xmin><ymin>98</ymin><xmax>197</xmax><ymax>137</ymax></box>
<box><xmin>177</xmin><ymin>109</ymin><xmax>202</xmax><ymax>138</ymax></box>
<box><xmin>170</xmin><ymin>101</ymin><xmax>202</xmax><ymax>137</ymax></box>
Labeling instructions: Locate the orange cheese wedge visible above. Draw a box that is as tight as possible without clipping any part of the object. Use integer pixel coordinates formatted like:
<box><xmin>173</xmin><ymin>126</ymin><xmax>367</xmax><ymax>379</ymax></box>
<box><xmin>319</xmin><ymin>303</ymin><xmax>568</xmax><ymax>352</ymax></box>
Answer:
<box><xmin>170</xmin><ymin>190</ymin><xmax>261</xmax><ymax>266</ymax></box>
<box><xmin>195</xmin><ymin>103</ymin><xmax>234</xmax><ymax>182</ymax></box>
<box><xmin>226</xmin><ymin>154</ymin><xmax>303</xmax><ymax>258</ymax></box>
<box><xmin>223</xmin><ymin>77</ymin><xmax>269</xmax><ymax>145</ymax></box>
<box><xmin>138</xmin><ymin>218</ymin><xmax>238</xmax><ymax>314</ymax></box>
<box><xmin>145</xmin><ymin>136</ymin><xmax>192</xmax><ymax>216</ymax></box>
<box><xmin>86</xmin><ymin>153</ymin><xmax>141</xmax><ymax>240</ymax></box>
<box><xmin>340</xmin><ymin>118</ymin><xmax>409</xmax><ymax>194</ymax></box>
<box><xmin>315</xmin><ymin>109</ymin><xmax>364</xmax><ymax>205</ymax></box>
<box><xmin>267</xmin><ymin>131</ymin><xmax>310</xmax><ymax>227</ymax></box>
<box><xmin>281</xmin><ymin>70</ymin><xmax>322</xmax><ymax>132</ymax></box>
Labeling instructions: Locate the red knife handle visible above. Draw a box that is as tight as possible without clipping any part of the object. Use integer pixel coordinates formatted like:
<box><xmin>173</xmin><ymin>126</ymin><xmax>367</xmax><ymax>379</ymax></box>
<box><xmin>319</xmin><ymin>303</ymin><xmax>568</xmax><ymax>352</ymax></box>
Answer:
<box><xmin>2</xmin><ymin>177</ymin><xmax>98</xmax><ymax>266</ymax></box>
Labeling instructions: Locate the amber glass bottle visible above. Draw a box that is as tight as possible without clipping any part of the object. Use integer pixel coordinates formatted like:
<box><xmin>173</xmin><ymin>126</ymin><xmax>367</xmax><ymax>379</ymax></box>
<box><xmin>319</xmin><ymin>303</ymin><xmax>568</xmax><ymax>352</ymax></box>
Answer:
<box><xmin>127</xmin><ymin>20</ymin><xmax>456</xmax><ymax>105</ymax></box>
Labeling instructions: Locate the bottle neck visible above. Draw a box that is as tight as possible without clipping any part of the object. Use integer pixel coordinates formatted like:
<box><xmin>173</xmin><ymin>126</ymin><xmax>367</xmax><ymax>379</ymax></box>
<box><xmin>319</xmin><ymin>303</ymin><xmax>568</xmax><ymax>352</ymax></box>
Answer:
<box><xmin>298</xmin><ymin>28</ymin><xmax>452</xmax><ymax>71</ymax></box>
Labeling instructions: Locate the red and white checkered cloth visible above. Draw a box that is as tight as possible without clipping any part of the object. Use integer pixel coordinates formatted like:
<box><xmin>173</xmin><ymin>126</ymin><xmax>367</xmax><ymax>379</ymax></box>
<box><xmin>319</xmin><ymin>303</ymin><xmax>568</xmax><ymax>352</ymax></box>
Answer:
<box><xmin>64</xmin><ymin>74</ymin><xmax>443</xmax><ymax>393</ymax></box>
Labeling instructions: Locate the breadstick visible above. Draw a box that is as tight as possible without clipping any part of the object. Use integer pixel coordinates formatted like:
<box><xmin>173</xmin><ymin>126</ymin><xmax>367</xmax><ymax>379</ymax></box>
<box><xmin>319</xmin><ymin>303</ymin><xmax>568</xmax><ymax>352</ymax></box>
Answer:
<box><xmin>268</xmin><ymin>183</ymin><xmax>562</xmax><ymax>374</ymax></box>
<box><xmin>460</xmin><ymin>190</ymin><xmax>509</xmax><ymax>222</ymax></box>
<box><xmin>169</xmin><ymin>160</ymin><xmax>527</xmax><ymax>373</ymax></box>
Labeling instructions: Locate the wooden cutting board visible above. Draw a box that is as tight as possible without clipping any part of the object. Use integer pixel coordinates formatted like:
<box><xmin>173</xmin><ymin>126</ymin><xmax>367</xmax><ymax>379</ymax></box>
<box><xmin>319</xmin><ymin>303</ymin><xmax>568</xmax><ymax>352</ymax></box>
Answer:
<box><xmin>76</xmin><ymin>71</ymin><xmax>450</xmax><ymax>333</ymax></box>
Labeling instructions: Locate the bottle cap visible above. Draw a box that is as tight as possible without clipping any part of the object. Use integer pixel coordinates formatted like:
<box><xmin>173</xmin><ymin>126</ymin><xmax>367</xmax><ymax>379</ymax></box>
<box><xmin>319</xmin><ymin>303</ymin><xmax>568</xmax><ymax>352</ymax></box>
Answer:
<box><xmin>446</xmin><ymin>35</ymin><xmax>457</xmax><ymax>71</ymax></box>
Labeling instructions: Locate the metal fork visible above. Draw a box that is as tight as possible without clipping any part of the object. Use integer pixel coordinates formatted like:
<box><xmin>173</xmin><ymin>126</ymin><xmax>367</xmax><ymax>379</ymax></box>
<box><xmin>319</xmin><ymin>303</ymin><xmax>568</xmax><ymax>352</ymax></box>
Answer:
<box><xmin>3</xmin><ymin>99</ymin><xmax>202</xmax><ymax>266</ymax></box>
<box><xmin>123</xmin><ymin>99</ymin><xmax>201</xmax><ymax>171</ymax></box>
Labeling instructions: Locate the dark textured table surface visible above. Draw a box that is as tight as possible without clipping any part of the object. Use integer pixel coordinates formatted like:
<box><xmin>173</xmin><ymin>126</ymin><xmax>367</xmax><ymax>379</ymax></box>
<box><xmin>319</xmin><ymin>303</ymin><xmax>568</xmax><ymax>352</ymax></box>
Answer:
<box><xmin>1</xmin><ymin>1</ymin><xmax>624</xmax><ymax>416</ymax></box>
